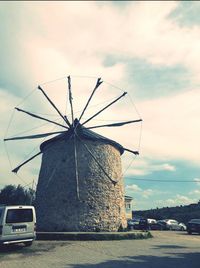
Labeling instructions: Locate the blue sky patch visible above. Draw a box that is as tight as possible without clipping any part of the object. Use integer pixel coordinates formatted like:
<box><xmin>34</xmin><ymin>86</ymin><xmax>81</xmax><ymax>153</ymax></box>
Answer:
<box><xmin>169</xmin><ymin>1</ymin><xmax>200</xmax><ymax>27</ymax></box>
<box><xmin>104</xmin><ymin>56</ymin><xmax>191</xmax><ymax>99</ymax></box>
<box><xmin>125</xmin><ymin>159</ymin><xmax>200</xmax><ymax>209</ymax></box>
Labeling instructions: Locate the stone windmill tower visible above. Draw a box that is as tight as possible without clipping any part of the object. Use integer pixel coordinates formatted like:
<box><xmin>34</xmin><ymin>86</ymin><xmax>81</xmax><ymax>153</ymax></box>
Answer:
<box><xmin>4</xmin><ymin>76</ymin><xmax>142</xmax><ymax>232</ymax></box>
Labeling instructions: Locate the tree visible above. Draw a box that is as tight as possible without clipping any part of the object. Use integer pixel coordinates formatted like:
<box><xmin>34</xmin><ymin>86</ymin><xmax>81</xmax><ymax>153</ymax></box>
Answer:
<box><xmin>0</xmin><ymin>184</ymin><xmax>35</xmax><ymax>205</ymax></box>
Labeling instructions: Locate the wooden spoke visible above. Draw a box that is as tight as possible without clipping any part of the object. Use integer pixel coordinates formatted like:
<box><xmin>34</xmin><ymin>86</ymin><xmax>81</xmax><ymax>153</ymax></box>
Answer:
<box><xmin>38</xmin><ymin>85</ymin><xmax>71</xmax><ymax>127</ymax></box>
<box><xmin>68</xmin><ymin>76</ymin><xmax>74</xmax><ymax>126</ymax></box>
<box><xmin>12</xmin><ymin>151</ymin><xmax>42</xmax><ymax>173</ymax></box>
<box><xmin>82</xmin><ymin>92</ymin><xmax>127</xmax><ymax>126</ymax></box>
<box><xmin>78</xmin><ymin>78</ymin><xmax>103</xmax><ymax>122</ymax></box>
<box><xmin>15</xmin><ymin>107</ymin><xmax>68</xmax><ymax>129</ymax></box>
<box><xmin>123</xmin><ymin>147</ymin><xmax>139</xmax><ymax>155</ymax></box>
<box><xmin>4</xmin><ymin>130</ymin><xmax>67</xmax><ymax>141</ymax></box>
<box><xmin>87</xmin><ymin>119</ymin><xmax>142</xmax><ymax>129</ymax></box>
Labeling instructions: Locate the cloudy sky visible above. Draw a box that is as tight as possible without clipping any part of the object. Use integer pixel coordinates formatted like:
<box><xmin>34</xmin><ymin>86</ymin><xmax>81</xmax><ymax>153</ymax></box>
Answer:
<box><xmin>1</xmin><ymin>1</ymin><xmax>200</xmax><ymax>210</ymax></box>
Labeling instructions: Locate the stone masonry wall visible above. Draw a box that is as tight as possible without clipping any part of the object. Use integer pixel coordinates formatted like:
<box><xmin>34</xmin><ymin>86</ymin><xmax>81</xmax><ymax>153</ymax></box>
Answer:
<box><xmin>35</xmin><ymin>137</ymin><xmax>127</xmax><ymax>232</ymax></box>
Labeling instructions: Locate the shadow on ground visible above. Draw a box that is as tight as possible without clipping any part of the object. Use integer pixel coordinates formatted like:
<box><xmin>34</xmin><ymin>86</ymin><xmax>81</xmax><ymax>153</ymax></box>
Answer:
<box><xmin>152</xmin><ymin>244</ymin><xmax>187</xmax><ymax>249</ymax></box>
<box><xmin>0</xmin><ymin>241</ymin><xmax>70</xmax><ymax>259</ymax></box>
<box><xmin>177</xmin><ymin>232</ymin><xmax>200</xmax><ymax>236</ymax></box>
<box><xmin>69</xmin><ymin>252</ymin><xmax>200</xmax><ymax>268</ymax></box>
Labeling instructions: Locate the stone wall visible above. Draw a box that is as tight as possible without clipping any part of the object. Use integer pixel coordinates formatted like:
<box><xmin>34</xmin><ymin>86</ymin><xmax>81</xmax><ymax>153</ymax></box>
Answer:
<box><xmin>35</xmin><ymin>137</ymin><xmax>127</xmax><ymax>232</ymax></box>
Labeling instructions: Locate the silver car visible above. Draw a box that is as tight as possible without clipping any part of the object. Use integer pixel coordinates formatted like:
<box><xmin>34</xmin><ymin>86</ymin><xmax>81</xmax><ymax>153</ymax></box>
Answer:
<box><xmin>157</xmin><ymin>219</ymin><xmax>183</xmax><ymax>231</ymax></box>
<box><xmin>0</xmin><ymin>205</ymin><xmax>36</xmax><ymax>246</ymax></box>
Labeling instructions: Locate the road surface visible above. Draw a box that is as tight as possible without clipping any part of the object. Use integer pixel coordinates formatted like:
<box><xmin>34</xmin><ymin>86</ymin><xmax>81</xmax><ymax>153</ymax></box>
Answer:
<box><xmin>0</xmin><ymin>231</ymin><xmax>200</xmax><ymax>268</ymax></box>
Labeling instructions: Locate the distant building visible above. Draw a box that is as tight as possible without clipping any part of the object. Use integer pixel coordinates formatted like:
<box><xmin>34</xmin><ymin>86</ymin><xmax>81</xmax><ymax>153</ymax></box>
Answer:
<box><xmin>124</xmin><ymin>195</ymin><xmax>133</xmax><ymax>219</ymax></box>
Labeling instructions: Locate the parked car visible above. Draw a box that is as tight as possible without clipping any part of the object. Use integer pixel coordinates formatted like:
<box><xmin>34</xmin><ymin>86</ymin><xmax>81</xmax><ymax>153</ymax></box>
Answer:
<box><xmin>148</xmin><ymin>221</ymin><xmax>166</xmax><ymax>230</ymax></box>
<box><xmin>187</xmin><ymin>219</ymin><xmax>200</xmax><ymax>234</ymax></box>
<box><xmin>147</xmin><ymin>219</ymin><xmax>157</xmax><ymax>224</ymax></box>
<box><xmin>156</xmin><ymin>219</ymin><xmax>183</xmax><ymax>231</ymax></box>
<box><xmin>139</xmin><ymin>218</ymin><xmax>149</xmax><ymax>231</ymax></box>
<box><xmin>178</xmin><ymin>222</ymin><xmax>187</xmax><ymax>231</ymax></box>
<box><xmin>0</xmin><ymin>205</ymin><xmax>36</xmax><ymax>246</ymax></box>
<box><xmin>146</xmin><ymin>219</ymin><xmax>157</xmax><ymax>230</ymax></box>
<box><xmin>128</xmin><ymin>218</ymin><xmax>154</xmax><ymax>230</ymax></box>
<box><xmin>127</xmin><ymin>219</ymin><xmax>140</xmax><ymax>230</ymax></box>
<box><xmin>140</xmin><ymin>220</ymin><xmax>165</xmax><ymax>230</ymax></box>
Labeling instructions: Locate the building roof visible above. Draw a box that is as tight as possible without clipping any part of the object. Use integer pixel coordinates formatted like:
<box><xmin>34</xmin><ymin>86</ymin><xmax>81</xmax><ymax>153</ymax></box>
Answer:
<box><xmin>40</xmin><ymin>122</ymin><xmax>124</xmax><ymax>155</ymax></box>
<box><xmin>125</xmin><ymin>195</ymin><xmax>133</xmax><ymax>201</ymax></box>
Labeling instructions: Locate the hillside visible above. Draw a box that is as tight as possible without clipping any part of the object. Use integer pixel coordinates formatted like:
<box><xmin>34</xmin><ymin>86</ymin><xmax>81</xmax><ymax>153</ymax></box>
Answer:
<box><xmin>133</xmin><ymin>201</ymin><xmax>200</xmax><ymax>224</ymax></box>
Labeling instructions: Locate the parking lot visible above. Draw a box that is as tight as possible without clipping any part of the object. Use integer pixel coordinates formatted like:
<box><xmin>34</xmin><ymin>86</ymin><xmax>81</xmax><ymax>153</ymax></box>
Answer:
<box><xmin>0</xmin><ymin>231</ymin><xmax>200</xmax><ymax>268</ymax></box>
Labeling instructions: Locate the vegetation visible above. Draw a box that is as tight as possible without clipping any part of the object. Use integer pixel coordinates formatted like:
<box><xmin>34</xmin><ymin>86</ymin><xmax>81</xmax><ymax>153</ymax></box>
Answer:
<box><xmin>37</xmin><ymin>231</ymin><xmax>153</xmax><ymax>241</ymax></box>
<box><xmin>0</xmin><ymin>184</ymin><xmax>35</xmax><ymax>206</ymax></box>
<box><xmin>134</xmin><ymin>201</ymin><xmax>200</xmax><ymax>224</ymax></box>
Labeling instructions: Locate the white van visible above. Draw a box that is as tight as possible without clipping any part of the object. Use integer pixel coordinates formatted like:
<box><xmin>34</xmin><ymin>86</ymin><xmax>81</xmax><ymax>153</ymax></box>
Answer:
<box><xmin>0</xmin><ymin>205</ymin><xmax>36</xmax><ymax>246</ymax></box>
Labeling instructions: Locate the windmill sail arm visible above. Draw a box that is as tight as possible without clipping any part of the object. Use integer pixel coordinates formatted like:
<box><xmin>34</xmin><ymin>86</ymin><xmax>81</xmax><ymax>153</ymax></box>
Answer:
<box><xmin>68</xmin><ymin>76</ymin><xmax>74</xmax><ymax>127</ymax></box>
<box><xmin>123</xmin><ymin>147</ymin><xmax>139</xmax><ymax>155</ymax></box>
<box><xmin>38</xmin><ymin>85</ymin><xmax>71</xmax><ymax>127</ymax></box>
<box><xmin>4</xmin><ymin>131</ymin><xmax>67</xmax><ymax>141</ymax></box>
<box><xmin>82</xmin><ymin>92</ymin><xmax>127</xmax><ymax>126</ymax></box>
<box><xmin>87</xmin><ymin>119</ymin><xmax>142</xmax><ymax>129</ymax></box>
<box><xmin>75</xmin><ymin>133</ymin><xmax>118</xmax><ymax>185</ymax></box>
<box><xmin>12</xmin><ymin>151</ymin><xmax>42</xmax><ymax>173</ymax></box>
<box><xmin>64</xmin><ymin>115</ymin><xmax>71</xmax><ymax>127</ymax></box>
<box><xmin>78</xmin><ymin>77</ymin><xmax>103</xmax><ymax>122</ymax></box>
<box><xmin>15</xmin><ymin>107</ymin><xmax>68</xmax><ymax>129</ymax></box>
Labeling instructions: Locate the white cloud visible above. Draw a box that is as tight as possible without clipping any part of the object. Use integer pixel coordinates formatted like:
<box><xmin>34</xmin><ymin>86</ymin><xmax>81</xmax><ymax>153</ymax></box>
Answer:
<box><xmin>123</xmin><ymin>157</ymin><xmax>176</xmax><ymax>177</ymax></box>
<box><xmin>64</xmin><ymin>1</ymin><xmax>200</xmax><ymax>84</ymax></box>
<box><xmin>193</xmin><ymin>178</ymin><xmax>200</xmax><ymax>186</ymax></box>
<box><xmin>126</xmin><ymin>184</ymin><xmax>142</xmax><ymax>192</ymax></box>
<box><xmin>194</xmin><ymin>178</ymin><xmax>200</xmax><ymax>182</ymax></box>
<box><xmin>157</xmin><ymin>163</ymin><xmax>176</xmax><ymax>171</ymax></box>
<box><xmin>138</xmin><ymin>88</ymin><xmax>200</xmax><ymax>164</ymax></box>
<box><xmin>142</xmin><ymin>189</ymin><xmax>154</xmax><ymax>199</ymax></box>
<box><xmin>189</xmin><ymin>189</ymin><xmax>200</xmax><ymax>195</ymax></box>
<box><xmin>149</xmin><ymin>163</ymin><xmax>176</xmax><ymax>172</ymax></box>
<box><xmin>2</xmin><ymin>1</ymin><xmax>200</xmax><ymax>86</ymax></box>
<box><xmin>125</xmin><ymin>184</ymin><xmax>154</xmax><ymax>199</ymax></box>
<box><xmin>158</xmin><ymin>194</ymin><xmax>197</xmax><ymax>207</ymax></box>
<box><xmin>1</xmin><ymin>2</ymin><xmax>200</xmax><ymax>166</ymax></box>
<box><xmin>0</xmin><ymin>89</ymin><xmax>21</xmax><ymax>140</ymax></box>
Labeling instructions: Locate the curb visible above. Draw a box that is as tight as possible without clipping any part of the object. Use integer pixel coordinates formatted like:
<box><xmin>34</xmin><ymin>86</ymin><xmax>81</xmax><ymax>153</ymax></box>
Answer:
<box><xmin>36</xmin><ymin>231</ymin><xmax>153</xmax><ymax>241</ymax></box>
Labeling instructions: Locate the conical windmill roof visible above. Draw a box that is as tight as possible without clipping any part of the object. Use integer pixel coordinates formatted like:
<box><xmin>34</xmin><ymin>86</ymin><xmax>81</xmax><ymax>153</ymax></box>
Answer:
<box><xmin>40</xmin><ymin>124</ymin><xmax>124</xmax><ymax>155</ymax></box>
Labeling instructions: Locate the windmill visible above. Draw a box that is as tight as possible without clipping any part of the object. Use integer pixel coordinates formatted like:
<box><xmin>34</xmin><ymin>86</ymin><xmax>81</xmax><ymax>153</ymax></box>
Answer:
<box><xmin>4</xmin><ymin>76</ymin><xmax>142</xmax><ymax>232</ymax></box>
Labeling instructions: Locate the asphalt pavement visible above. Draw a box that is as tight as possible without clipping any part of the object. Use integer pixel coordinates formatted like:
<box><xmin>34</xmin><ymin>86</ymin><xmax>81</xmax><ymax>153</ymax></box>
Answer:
<box><xmin>0</xmin><ymin>231</ymin><xmax>200</xmax><ymax>268</ymax></box>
